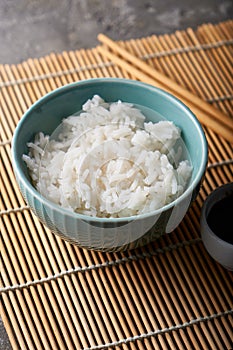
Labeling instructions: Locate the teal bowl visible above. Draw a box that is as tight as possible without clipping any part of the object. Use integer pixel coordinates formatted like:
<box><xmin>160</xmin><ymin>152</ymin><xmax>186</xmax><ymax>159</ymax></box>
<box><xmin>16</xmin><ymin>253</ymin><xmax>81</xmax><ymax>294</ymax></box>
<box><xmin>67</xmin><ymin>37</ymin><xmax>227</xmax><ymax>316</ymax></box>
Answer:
<box><xmin>12</xmin><ymin>78</ymin><xmax>208</xmax><ymax>252</ymax></box>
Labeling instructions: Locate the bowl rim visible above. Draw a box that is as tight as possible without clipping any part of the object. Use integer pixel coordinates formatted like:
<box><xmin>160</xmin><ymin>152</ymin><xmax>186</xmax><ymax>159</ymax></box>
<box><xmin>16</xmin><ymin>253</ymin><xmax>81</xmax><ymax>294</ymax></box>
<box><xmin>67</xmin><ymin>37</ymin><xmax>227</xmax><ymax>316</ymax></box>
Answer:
<box><xmin>12</xmin><ymin>77</ymin><xmax>208</xmax><ymax>223</ymax></box>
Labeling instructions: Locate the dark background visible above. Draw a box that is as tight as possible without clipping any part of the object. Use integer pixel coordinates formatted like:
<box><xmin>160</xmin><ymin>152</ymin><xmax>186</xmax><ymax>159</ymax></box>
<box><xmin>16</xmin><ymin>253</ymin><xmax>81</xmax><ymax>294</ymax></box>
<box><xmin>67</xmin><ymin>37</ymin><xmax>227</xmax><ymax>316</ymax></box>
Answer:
<box><xmin>0</xmin><ymin>0</ymin><xmax>232</xmax><ymax>64</ymax></box>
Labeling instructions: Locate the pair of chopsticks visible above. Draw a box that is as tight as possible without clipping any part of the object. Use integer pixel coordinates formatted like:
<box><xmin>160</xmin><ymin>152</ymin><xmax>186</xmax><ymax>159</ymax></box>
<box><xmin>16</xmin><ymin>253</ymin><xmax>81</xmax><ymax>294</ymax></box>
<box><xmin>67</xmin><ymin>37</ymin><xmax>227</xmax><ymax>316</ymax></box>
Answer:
<box><xmin>97</xmin><ymin>34</ymin><xmax>233</xmax><ymax>144</ymax></box>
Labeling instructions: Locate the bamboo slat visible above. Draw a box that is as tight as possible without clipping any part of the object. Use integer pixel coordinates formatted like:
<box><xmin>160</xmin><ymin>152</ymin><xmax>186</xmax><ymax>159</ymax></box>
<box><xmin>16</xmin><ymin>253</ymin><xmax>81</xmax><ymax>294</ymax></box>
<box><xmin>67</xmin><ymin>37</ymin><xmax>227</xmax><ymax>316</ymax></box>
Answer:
<box><xmin>1</xmin><ymin>21</ymin><xmax>233</xmax><ymax>350</ymax></box>
<box><xmin>97</xmin><ymin>36</ymin><xmax>233</xmax><ymax>143</ymax></box>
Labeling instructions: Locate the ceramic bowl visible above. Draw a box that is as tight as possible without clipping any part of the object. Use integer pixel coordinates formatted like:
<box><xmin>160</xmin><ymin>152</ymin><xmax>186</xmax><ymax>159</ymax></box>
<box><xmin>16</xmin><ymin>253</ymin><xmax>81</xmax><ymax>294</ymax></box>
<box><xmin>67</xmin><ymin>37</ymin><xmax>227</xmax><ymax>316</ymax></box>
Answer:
<box><xmin>12</xmin><ymin>78</ymin><xmax>208</xmax><ymax>252</ymax></box>
<box><xmin>201</xmin><ymin>182</ymin><xmax>233</xmax><ymax>270</ymax></box>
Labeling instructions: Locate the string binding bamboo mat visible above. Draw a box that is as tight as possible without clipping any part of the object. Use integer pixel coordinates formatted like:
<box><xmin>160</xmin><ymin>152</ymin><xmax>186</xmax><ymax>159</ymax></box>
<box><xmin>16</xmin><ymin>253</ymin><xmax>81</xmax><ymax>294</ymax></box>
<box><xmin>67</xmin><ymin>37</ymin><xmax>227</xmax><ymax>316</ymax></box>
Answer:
<box><xmin>1</xmin><ymin>20</ymin><xmax>233</xmax><ymax>350</ymax></box>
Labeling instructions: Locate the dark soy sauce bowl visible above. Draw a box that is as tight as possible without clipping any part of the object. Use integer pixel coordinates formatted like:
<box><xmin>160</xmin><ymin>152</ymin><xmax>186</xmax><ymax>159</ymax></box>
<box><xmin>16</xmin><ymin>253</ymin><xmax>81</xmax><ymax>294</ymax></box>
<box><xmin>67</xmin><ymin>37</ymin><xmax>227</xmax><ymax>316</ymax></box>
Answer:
<box><xmin>201</xmin><ymin>182</ymin><xmax>233</xmax><ymax>270</ymax></box>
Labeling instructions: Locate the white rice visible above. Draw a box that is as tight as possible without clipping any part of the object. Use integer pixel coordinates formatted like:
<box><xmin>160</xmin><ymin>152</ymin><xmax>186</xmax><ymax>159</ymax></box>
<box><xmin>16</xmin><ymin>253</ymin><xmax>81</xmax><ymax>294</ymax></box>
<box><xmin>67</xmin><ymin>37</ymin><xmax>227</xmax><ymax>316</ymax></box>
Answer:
<box><xmin>23</xmin><ymin>95</ymin><xmax>192</xmax><ymax>218</ymax></box>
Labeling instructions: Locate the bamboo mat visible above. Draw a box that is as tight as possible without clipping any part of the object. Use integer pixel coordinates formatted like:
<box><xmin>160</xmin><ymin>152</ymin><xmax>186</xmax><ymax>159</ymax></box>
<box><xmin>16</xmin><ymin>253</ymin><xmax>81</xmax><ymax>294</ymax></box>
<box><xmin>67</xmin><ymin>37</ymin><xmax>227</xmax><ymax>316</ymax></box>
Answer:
<box><xmin>1</xmin><ymin>20</ymin><xmax>233</xmax><ymax>350</ymax></box>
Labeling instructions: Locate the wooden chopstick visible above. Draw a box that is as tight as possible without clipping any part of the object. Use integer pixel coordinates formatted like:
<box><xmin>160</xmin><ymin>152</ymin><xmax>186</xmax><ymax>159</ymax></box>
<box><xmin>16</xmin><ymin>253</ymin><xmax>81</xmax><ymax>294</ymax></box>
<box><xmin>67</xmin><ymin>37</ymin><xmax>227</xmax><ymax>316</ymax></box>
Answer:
<box><xmin>97</xmin><ymin>34</ymin><xmax>233</xmax><ymax>144</ymax></box>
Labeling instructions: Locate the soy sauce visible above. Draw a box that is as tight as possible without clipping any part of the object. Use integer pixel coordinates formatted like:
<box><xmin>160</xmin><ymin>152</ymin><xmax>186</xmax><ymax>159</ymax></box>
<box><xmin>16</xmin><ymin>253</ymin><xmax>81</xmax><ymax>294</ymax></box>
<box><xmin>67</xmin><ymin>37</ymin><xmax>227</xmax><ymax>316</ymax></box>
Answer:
<box><xmin>207</xmin><ymin>193</ymin><xmax>233</xmax><ymax>244</ymax></box>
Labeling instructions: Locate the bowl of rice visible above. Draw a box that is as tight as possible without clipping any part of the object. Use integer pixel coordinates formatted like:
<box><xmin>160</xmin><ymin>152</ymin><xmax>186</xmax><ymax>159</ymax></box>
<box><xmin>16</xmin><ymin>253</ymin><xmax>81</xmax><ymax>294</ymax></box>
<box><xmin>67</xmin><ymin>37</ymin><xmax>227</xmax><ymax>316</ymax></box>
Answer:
<box><xmin>12</xmin><ymin>78</ymin><xmax>208</xmax><ymax>252</ymax></box>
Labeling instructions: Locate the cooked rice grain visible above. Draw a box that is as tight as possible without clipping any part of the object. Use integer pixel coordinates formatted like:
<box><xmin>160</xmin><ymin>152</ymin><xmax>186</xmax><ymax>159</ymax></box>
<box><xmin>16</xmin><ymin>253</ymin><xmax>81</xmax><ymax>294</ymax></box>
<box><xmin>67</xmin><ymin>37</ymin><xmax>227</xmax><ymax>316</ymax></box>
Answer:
<box><xmin>23</xmin><ymin>95</ymin><xmax>192</xmax><ymax>218</ymax></box>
